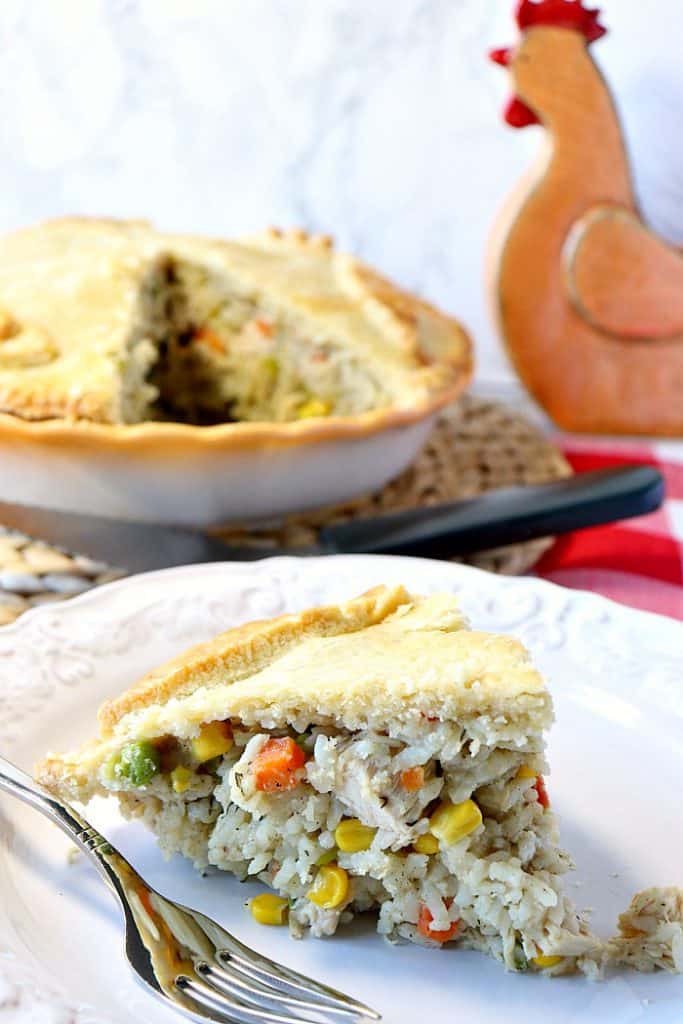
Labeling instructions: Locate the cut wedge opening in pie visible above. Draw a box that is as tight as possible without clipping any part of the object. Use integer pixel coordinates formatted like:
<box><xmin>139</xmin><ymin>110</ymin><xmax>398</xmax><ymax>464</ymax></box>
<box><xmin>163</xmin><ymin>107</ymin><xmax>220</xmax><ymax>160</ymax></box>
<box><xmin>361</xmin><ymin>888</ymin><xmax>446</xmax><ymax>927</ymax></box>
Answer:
<box><xmin>37</xmin><ymin>585</ymin><xmax>682</xmax><ymax>977</ymax></box>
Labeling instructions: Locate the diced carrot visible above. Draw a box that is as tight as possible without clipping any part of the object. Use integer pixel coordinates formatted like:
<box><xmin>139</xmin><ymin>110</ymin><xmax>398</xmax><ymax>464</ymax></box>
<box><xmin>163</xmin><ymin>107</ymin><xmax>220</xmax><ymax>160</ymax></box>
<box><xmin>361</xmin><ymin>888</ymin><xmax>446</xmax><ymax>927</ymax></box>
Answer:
<box><xmin>253</xmin><ymin>318</ymin><xmax>273</xmax><ymax>336</ymax></box>
<box><xmin>417</xmin><ymin>900</ymin><xmax>460</xmax><ymax>943</ymax></box>
<box><xmin>534</xmin><ymin>775</ymin><xmax>550</xmax><ymax>809</ymax></box>
<box><xmin>252</xmin><ymin>737</ymin><xmax>306</xmax><ymax>792</ymax></box>
<box><xmin>400</xmin><ymin>766</ymin><xmax>425</xmax><ymax>791</ymax></box>
<box><xmin>194</xmin><ymin>327</ymin><xmax>226</xmax><ymax>353</ymax></box>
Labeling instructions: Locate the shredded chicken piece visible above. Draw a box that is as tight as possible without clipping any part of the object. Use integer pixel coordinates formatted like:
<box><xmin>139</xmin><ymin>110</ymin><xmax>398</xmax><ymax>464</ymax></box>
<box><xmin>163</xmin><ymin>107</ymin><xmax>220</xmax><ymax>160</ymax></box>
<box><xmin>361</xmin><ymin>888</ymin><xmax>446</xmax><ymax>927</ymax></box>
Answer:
<box><xmin>307</xmin><ymin>735</ymin><xmax>441</xmax><ymax>850</ymax></box>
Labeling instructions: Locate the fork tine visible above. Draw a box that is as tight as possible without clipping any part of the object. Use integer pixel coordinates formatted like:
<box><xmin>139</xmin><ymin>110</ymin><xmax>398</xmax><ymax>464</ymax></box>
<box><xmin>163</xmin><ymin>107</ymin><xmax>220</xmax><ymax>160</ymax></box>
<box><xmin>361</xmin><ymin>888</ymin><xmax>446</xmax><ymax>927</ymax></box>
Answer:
<box><xmin>193</xmin><ymin>911</ymin><xmax>378</xmax><ymax>1019</ymax></box>
<box><xmin>175</xmin><ymin>974</ymin><xmax>318</xmax><ymax>1024</ymax></box>
<box><xmin>218</xmin><ymin>951</ymin><xmax>380</xmax><ymax>1021</ymax></box>
<box><xmin>195</xmin><ymin>959</ymin><xmax>356</xmax><ymax>1020</ymax></box>
<box><xmin>174</xmin><ymin>905</ymin><xmax>380</xmax><ymax>1020</ymax></box>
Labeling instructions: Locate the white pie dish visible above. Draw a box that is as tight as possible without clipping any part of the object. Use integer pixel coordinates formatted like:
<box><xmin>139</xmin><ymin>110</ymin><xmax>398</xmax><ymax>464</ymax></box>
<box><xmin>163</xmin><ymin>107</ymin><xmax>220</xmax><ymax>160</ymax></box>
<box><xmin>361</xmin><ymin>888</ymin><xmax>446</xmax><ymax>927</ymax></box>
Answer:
<box><xmin>0</xmin><ymin>404</ymin><xmax>445</xmax><ymax>526</ymax></box>
<box><xmin>0</xmin><ymin>555</ymin><xmax>681</xmax><ymax>1024</ymax></box>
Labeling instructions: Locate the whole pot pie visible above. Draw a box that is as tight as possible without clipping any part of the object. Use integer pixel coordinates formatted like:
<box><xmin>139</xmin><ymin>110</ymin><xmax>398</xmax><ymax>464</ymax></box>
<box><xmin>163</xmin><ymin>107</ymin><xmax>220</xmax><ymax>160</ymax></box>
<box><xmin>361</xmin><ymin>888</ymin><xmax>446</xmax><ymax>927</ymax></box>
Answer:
<box><xmin>0</xmin><ymin>218</ymin><xmax>471</xmax><ymax>427</ymax></box>
<box><xmin>0</xmin><ymin>218</ymin><xmax>471</xmax><ymax>523</ymax></box>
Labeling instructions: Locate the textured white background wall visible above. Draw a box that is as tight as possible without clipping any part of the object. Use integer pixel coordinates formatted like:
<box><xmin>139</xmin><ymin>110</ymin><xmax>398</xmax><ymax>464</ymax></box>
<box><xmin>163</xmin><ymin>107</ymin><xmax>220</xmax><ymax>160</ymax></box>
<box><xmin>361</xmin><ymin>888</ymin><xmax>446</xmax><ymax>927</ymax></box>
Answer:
<box><xmin>1</xmin><ymin>0</ymin><xmax>682</xmax><ymax>388</ymax></box>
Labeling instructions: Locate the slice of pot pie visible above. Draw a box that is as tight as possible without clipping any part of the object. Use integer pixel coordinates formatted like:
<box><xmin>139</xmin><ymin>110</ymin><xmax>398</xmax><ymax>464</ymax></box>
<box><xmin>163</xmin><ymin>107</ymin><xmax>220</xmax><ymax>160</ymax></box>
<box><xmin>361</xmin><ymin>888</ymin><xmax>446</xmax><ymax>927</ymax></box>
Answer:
<box><xmin>38</xmin><ymin>584</ymin><xmax>607</xmax><ymax>977</ymax></box>
<box><xmin>0</xmin><ymin>218</ymin><xmax>470</xmax><ymax>426</ymax></box>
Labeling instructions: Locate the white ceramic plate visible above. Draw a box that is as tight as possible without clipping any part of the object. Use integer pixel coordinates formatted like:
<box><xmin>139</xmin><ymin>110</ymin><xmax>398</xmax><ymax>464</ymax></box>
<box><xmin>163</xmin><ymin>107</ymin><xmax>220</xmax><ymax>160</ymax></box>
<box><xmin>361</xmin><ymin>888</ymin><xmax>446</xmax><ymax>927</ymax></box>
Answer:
<box><xmin>0</xmin><ymin>556</ymin><xmax>682</xmax><ymax>1024</ymax></box>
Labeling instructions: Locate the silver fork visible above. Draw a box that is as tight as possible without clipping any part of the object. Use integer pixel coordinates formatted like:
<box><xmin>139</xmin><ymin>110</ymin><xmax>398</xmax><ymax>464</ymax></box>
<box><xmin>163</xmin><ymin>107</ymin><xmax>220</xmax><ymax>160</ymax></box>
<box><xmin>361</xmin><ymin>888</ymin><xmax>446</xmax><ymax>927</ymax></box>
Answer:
<box><xmin>0</xmin><ymin>755</ymin><xmax>380</xmax><ymax>1024</ymax></box>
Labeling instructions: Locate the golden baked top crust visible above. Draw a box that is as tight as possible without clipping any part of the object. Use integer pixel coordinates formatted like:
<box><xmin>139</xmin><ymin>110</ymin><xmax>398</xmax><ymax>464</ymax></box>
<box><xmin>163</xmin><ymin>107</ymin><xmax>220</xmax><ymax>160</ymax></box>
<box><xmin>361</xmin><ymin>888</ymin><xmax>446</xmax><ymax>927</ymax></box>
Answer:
<box><xmin>98</xmin><ymin>583</ymin><xmax>409</xmax><ymax>734</ymax></box>
<box><xmin>37</xmin><ymin>585</ymin><xmax>551</xmax><ymax>796</ymax></box>
<box><xmin>0</xmin><ymin>218</ymin><xmax>149</xmax><ymax>422</ymax></box>
<box><xmin>0</xmin><ymin>218</ymin><xmax>471</xmax><ymax>427</ymax></box>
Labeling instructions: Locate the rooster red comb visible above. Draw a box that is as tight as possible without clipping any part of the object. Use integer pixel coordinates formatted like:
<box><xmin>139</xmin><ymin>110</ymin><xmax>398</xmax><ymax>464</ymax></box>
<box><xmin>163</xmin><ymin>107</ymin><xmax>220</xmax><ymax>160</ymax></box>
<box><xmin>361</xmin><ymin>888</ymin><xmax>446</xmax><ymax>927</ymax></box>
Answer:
<box><xmin>489</xmin><ymin>0</ymin><xmax>607</xmax><ymax>128</ymax></box>
<box><xmin>515</xmin><ymin>0</ymin><xmax>607</xmax><ymax>43</ymax></box>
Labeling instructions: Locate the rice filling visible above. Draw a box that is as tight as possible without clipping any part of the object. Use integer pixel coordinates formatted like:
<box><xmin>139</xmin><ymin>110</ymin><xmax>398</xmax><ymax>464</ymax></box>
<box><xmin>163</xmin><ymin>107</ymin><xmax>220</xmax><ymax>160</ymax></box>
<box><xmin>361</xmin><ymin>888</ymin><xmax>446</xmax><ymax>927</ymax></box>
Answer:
<box><xmin>122</xmin><ymin>256</ymin><xmax>391</xmax><ymax>425</ymax></box>
<box><xmin>103</xmin><ymin>716</ymin><xmax>600</xmax><ymax>975</ymax></box>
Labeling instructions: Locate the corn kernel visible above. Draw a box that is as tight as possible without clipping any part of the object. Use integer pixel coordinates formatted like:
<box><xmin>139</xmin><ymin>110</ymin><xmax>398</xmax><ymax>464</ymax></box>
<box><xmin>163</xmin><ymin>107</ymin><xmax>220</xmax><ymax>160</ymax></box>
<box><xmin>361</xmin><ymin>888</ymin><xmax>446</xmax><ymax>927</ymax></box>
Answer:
<box><xmin>531</xmin><ymin>954</ymin><xmax>563</xmax><ymax>969</ymax></box>
<box><xmin>334</xmin><ymin>819</ymin><xmax>376</xmax><ymax>853</ymax></box>
<box><xmin>516</xmin><ymin>765</ymin><xmax>537</xmax><ymax>780</ymax></box>
<box><xmin>191</xmin><ymin>721</ymin><xmax>233</xmax><ymax>763</ymax></box>
<box><xmin>306</xmin><ymin>865</ymin><xmax>349</xmax><ymax>909</ymax></box>
<box><xmin>429</xmin><ymin>799</ymin><xmax>482</xmax><ymax>845</ymax></box>
<box><xmin>413</xmin><ymin>832</ymin><xmax>440</xmax><ymax>855</ymax></box>
<box><xmin>296</xmin><ymin>398</ymin><xmax>331</xmax><ymax>419</ymax></box>
<box><xmin>171</xmin><ymin>765</ymin><xmax>193</xmax><ymax>794</ymax></box>
<box><xmin>250</xmin><ymin>893</ymin><xmax>289</xmax><ymax>926</ymax></box>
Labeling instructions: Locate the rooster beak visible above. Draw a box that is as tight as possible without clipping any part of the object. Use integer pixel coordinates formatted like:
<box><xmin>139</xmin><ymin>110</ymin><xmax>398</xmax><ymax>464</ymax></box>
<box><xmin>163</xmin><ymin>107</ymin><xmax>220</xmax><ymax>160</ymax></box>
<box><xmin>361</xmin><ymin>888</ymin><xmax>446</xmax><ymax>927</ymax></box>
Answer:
<box><xmin>489</xmin><ymin>46</ymin><xmax>511</xmax><ymax>67</ymax></box>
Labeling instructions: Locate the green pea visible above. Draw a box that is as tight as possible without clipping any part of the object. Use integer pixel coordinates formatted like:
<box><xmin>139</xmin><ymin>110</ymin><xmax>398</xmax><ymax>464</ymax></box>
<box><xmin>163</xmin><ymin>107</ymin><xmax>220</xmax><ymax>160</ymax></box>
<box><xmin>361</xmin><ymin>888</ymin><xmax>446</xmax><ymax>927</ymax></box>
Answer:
<box><xmin>114</xmin><ymin>741</ymin><xmax>161</xmax><ymax>787</ymax></box>
<box><xmin>316</xmin><ymin>847</ymin><xmax>338</xmax><ymax>867</ymax></box>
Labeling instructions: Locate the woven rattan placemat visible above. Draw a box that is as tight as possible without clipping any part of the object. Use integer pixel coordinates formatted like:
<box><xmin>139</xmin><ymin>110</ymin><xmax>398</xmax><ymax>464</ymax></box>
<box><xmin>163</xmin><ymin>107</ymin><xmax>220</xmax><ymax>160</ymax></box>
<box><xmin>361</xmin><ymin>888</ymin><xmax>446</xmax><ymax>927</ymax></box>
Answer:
<box><xmin>0</xmin><ymin>395</ymin><xmax>570</xmax><ymax>626</ymax></box>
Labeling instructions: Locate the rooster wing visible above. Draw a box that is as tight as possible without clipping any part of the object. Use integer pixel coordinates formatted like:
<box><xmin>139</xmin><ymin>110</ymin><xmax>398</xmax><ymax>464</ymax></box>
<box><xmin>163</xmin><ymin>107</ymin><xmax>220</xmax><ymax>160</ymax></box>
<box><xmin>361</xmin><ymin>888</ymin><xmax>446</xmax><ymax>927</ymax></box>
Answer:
<box><xmin>564</xmin><ymin>204</ymin><xmax>683</xmax><ymax>340</ymax></box>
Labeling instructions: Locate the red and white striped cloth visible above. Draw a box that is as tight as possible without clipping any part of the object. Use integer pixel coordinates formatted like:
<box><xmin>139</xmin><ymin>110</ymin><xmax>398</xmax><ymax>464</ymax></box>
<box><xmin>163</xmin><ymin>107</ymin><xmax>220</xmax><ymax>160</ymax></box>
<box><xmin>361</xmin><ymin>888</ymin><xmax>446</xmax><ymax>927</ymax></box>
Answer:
<box><xmin>536</xmin><ymin>440</ymin><xmax>683</xmax><ymax>621</ymax></box>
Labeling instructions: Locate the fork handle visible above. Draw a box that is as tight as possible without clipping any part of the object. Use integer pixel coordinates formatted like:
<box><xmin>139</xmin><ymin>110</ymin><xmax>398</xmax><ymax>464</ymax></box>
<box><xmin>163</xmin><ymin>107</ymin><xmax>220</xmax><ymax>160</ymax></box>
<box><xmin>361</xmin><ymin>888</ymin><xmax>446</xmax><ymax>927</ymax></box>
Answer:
<box><xmin>0</xmin><ymin>753</ymin><xmax>123</xmax><ymax>889</ymax></box>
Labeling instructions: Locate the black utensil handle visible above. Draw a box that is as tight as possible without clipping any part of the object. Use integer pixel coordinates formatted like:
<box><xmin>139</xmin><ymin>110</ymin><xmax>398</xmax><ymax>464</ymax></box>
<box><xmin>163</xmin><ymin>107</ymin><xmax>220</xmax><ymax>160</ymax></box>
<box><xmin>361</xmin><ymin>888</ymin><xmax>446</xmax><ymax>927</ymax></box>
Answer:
<box><xmin>318</xmin><ymin>466</ymin><xmax>664</xmax><ymax>559</ymax></box>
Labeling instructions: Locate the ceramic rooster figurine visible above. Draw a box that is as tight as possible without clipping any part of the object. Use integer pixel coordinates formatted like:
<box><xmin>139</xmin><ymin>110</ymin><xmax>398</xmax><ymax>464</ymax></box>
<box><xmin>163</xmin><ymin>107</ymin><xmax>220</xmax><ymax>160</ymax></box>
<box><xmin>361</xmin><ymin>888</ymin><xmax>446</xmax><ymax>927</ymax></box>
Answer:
<box><xmin>488</xmin><ymin>0</ymin><xmax>683</xmax><ymax>435</ymax></box>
